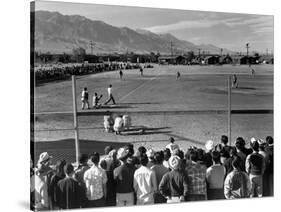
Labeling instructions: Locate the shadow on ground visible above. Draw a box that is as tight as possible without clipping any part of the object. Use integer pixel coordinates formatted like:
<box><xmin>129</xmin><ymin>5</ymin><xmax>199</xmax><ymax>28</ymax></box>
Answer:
<box><xmin>121</xmin><ymin>126</ymin><xmax>172</xmax><ymax>136</ymax></box>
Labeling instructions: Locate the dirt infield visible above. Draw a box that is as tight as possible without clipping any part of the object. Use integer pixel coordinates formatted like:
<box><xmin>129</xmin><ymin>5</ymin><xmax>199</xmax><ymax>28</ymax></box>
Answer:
<box><xmin>33</xmin><ymin>64</ymin><xmax>273</xmax><ymax>163</ymax></box>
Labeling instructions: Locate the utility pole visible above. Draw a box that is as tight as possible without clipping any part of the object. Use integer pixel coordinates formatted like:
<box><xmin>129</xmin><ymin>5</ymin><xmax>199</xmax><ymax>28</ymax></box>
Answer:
<box><xmin>198</xmin><ymin>48</ymin><xmax>201</xmax><ymax>57</ymax></box>
<box><xmin>246</xmin><ymin>43</ymin><xmax>250</xmax><ymax>57</ymax></box>
<box><xmin>170</xmin><ymin>41</ymin><xmax>173</xmax><ymax>56</ymax></box>
<box><xmin>220</xmin><ymin>48</ymin><xmax>223</xmax><ymax>56</ymax></box>
<box><xmin>89</xmin><ymin>41</ymin><xmax>94</xmax><ymax>55</ymax></box>
<box><xmin>266</xmin><ymin>48</ymin><xmax>269</xmax><ymax>56</ymax></box>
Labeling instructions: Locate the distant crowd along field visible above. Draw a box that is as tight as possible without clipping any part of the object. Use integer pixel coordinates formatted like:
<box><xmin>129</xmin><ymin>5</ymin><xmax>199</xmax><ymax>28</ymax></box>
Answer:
<box><xmin>34</xmin><ymin>62</ymin><xmax>154</xmax><ymax>82</ymax></box>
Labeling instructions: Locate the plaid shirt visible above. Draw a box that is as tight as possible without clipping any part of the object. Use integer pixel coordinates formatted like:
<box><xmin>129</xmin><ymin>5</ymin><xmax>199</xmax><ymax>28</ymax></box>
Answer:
<box><xmin>185</xmin><ymin>161</ymin><xmax>207</xmax><ymax>195</ymax></box>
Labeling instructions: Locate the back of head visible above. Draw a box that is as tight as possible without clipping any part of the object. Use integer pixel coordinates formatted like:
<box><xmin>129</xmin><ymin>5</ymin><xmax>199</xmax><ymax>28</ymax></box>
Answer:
<box><xmin>174</xmin><ymin>149</ymin><xmax>184</xmax><ymax>159</ymax></box>
<box><xmin>79</xmin><ymin>154</ymin><xmax>88</xmax><ymax>165</ymax></box>
<box><xmin>139</xmin><ymin>154</ymin><xmax>149</xmax><ymax>166</ymax></box>
<box><xmin>104</xmin><ymin>145</ymin><xmax>113</xmax><ymax>155</ymax></box>
<box><xmin>163</xmin><ymin>148</ymin><xmax>171</xmax><ymax>161</ymax></box>
<box><xmin>232</xmin><ymin>156</ymin><xmax>242</xmax><ymax>170</ymax></box>
<box><xmin>138</xmin><ymin>146</ymin><xmax>147</xmax><ymax>155</ymax></box>
<box><xmin>64</xmin><ymin>163</ymin><xmax>74</xmax><ymax>176</ymax></box>
<box><xmin>197</xmin><ymin>148</ymin><xmax>205</xmax><ymax>161</ymax></box>
<box><xmin>221</xmin><ymin>135</ymin><xmax>228</xmax><ymax>145</ymax></box>
<box><xmin>266</xmin><ymin>136</ymin><xmax>273</xmax><ymax>145</ymax></box>
<box><xmin>56</xmin><ymin>160</ymin><xmax>66</xmax><ymax>175</ymax></box>
<box><xmin>117</xmin><ymin>147</ymin><xmax>129</xmax><ymax>161</ymax></box>
<box><xmin>189</xmin><ymin>150</ymin><xmax>198</xmax><ymax>162</ymax></box>
<box><xmin>211</xmin><ymin>151</ymin><xmax>221</xmax><ymax>163</ymax></box>
<box><xmin>169</xmin><ymin>137</ymin><xmax>175</xmax><ymax>143</ymax></box>
<box><xmin>126</xmin><ymin>143</ymin><xmax>134</xmax><ymax>156</ymax></box>
<box><xmin>250</xmin><ymin>140</ymin><xmax>259</xmax><ymax>152</ymax></box>
<box><xmin>154</xmin><ymin>151</ymin><xmax>164</xmax><ymax>164</ymax></box>
<box><xmin>235</xmin><ymin>137</ymin><xmax>245</xmax><ymax>150</ymax></box>
<box><xmin>90</xmin><ymin>152</ymin><xmax>100</xmax><ymax>165</ymax></box>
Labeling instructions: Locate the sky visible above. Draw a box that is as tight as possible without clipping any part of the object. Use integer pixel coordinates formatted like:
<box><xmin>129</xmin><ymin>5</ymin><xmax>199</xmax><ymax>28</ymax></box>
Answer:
<box><xmin>35</xmin><ymin>0</ymin><xmax>274</xmax><ymax>53</ymax></box>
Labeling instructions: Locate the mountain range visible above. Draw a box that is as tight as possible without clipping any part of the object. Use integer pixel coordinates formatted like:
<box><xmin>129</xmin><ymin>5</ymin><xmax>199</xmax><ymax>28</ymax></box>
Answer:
<box><xmin>33</xmin><ymin>10</ymin><xmax>233</xmax><ymax>55</ymax></box>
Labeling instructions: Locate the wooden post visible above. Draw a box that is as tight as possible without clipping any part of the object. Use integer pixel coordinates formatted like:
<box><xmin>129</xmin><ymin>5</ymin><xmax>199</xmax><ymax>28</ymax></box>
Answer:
<box><xmin>72</xmin><ymin>75</ymin><xmax>80</xmax><ymax>164</ymax></box>
<box><xmin>228</xmin><ymin>76</ymin><xmax>232</xmax><ymax>145</ymax></box>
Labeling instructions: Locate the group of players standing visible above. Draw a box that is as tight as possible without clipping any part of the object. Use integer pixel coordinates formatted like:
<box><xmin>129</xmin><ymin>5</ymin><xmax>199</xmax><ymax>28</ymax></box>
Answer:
<box><xmin>81</xmin><ymin>84</ymin><xmax>116</xmax><ymax>110</ymax></box>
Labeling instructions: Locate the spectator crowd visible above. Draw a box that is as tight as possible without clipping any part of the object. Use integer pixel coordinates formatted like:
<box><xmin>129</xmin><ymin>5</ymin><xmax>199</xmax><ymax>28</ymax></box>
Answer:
<box><xmin>31</xmin><ymin>135</ymin><xmax>274</xmax><ymax>210</ymax></box>
<box><xmin>34</xmin><ymin>62</ymin><xmax>142</xmax><ymax>82</ymax></box>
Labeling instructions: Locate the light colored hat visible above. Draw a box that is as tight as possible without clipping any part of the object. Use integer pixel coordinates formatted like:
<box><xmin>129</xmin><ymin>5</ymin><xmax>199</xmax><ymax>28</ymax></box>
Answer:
<box><xmin>38</xmin><ymin>152</ymin><xmax>52</xmax><ymax>165</ymax></box>
<box><xmin>117</xmin><ymin>147</ymin><xmax>129</xmax><ymax>160</ymax></box>
<box><xmin>147</xmin><ymin>149</ymin><xmax>155</xmax><ymax>158</ymax></box>
<box><xmin>205</xmin><ymin>140</ymin><xmax>214</xmax><ymax>151</ymax></box>
<box><xmin>168</xmin><ymin>155</ymin><xmax>181</xmax><ymax>170</ymax></box>
<box><xmin>250</xmin><ymin>137</ymin><xmax>257</xmax><ymax>143</ymax></box>
<box><xmin>108</xmin><ymin>149</ymin><xmax>117</xmax><ymax>158</ymax></box>
<box><xmin>257</xmin><ymin>139</ymin><xmax>265</xmax><ymax>145</ymax></box>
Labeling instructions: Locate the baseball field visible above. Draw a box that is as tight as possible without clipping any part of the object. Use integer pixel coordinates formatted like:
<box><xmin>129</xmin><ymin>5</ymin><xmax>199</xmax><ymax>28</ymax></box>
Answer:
<box><xmin>33</xmin><ymin>64</ymin><xmax>273</xmax><ymax>163</ymax></box>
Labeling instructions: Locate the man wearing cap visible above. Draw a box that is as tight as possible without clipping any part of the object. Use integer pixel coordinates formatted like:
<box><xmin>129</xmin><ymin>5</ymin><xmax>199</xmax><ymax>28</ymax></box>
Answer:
<box><xmin>113</xmin><ymin>147</ymin><xmax>136</xmax><ymax>206</ymax></box>
<box><xmin>34</xmin><ymin>152</ymin><xmax>53</xmax><ymax>210</ymax></box>
<box><xmin>245</xmin><ymin>139</ymin><xmax>265</xmax><ymax>197</ymax></box>
<box><xmin>159</xmin><ymin>155</ymin><xmax>188</xmax><ymax>203</ymax></box>
<box><xmin>165</xmin><ymin>137</ymin><xmax>179</xmax><ymax>154</ymax></box>
<box><xmin>134</xmin><ymin>154</ymin><xmax>157</xmax><ymax>205</ymax></box>
<box><xmin>84</xmin><ymin>152</ymin><xmax>108</xmax><ymax>207</ymax></box>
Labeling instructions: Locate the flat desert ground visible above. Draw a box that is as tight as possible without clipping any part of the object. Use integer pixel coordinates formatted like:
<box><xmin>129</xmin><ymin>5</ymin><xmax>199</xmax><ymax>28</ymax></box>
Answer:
<box><xmin>33</xmin><ymin>64</ymin><xmax>273</xmax><ymax>163</ymax></box>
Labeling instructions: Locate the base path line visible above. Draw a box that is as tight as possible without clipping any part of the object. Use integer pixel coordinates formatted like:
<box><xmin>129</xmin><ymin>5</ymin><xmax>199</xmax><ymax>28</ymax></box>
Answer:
<box><xmin>119</xmin><ymin>76</ymin><xmax>158</xmax><ymax>102</ymax></box>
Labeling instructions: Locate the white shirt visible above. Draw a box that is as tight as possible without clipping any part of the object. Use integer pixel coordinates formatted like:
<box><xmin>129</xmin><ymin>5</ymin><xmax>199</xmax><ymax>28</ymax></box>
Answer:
<box><xmin>107</xmin><ymin>87</ymin><xmax>112</xmax><ymax>96</ymax></box>
<box><xmin>113</xmin><ymin>117</ymin><xmax>123</xmax><ymax>130</ymax></box>
<box><xmin>134</xmin><ymin>166</ymin><xmax>157</xmax><ymax>204</ymax></box>
<box><xmin>166</xmin><ymin>143</ymin><xmax>179</xmax><ymax>154</ymax></box>
<box><xmin>84</xmin><ymin>164</ymin><xmax>107</xmax><ymax>200</ymax></box>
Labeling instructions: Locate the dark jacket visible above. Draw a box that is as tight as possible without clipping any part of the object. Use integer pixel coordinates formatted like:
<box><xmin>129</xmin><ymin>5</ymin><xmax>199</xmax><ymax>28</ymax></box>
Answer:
<box><xmin>159</xmin><ymin>170</ymin><xmax>188</xmax><ymax>197</ymax></box>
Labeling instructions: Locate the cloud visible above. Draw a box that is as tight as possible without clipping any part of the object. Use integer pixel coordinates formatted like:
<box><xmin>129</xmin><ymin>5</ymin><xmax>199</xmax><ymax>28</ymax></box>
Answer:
<box><xmin>146</xmin><ymin>15</ymin><xmax>273</xmax><ymax>35</ymax></box>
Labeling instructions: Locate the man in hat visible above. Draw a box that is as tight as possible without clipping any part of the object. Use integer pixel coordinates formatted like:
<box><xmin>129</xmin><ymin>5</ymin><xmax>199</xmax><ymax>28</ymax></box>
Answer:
<box><xmin>58</xmin><ymin>163</ymin><xmax>86</xmax><ymax>209</ymax></box>
<box><xmin>34</xmin><ymin>152</ymin><xmax>53</xmax><ymax>210</ymax></box>
<box><xmin>159</xmin><ymin>155</ymin><xmax>188</xmax><ymax>203</ymax></box>
<box><xmin>245</xmin><ymin>139</ymin><xmax>265</xmax><ymax>197</ymax></box>
<box><xmin>84</xmin><ymin>152</ymin><xmax>108</xmax><ymax>207</ymax></box>
<box><xmin>113</xmin><ymin>147</ymin><xmax>136</xmax><ymax>206</ymax></box>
